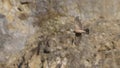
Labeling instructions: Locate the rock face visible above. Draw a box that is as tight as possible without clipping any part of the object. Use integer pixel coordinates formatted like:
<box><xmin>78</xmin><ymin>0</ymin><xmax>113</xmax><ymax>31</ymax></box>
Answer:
<box><xmin>0</xmin><ymin>0</ymin><xmax>120</xmax><ymax>68</ymax></box>
<box><xmin>0</xmin><ymin>0</ymin><xmax>36</xmax><ymax>63</ymax></box>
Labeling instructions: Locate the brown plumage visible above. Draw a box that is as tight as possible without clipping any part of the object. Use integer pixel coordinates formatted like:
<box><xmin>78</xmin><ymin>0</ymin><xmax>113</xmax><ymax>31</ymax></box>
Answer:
<box><xmin>73</xmin><ymin>16</ymin><xmax>89</xmax><ymax>46</ymax></box>
<box><xmin>74</xmin><ymin>16</ymin><xmax>85</xmax><ymax>34</ymax></box>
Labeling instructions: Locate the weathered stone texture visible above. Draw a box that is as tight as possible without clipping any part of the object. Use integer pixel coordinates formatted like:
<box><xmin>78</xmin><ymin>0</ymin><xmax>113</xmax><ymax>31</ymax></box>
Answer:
<box><xmin>0</xmin><ymin>0</ymin><xmax>120</xmax><ymax>68</ymax></box>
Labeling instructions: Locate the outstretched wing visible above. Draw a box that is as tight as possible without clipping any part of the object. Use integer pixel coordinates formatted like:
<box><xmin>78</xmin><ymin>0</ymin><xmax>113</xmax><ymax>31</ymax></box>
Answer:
<box><xmin>74</xmin><ymin>16</ymin><xmax>82</xmax><ymax>30</ymax></box>
<box><xmin>74</xmin><ymin>16</ymin><xmax>85</xmax><ymax>34</ymax></box>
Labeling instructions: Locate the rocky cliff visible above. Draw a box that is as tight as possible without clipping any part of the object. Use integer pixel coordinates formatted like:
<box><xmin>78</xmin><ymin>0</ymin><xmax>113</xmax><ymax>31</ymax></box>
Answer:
<box><xmin>0</xmin><ymin>0</ymin><xmax>120</xmax><ymax>68</ymax></box>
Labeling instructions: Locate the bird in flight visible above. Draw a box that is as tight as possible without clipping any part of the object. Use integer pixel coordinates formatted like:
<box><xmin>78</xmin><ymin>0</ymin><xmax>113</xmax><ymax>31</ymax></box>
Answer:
<box><xmin>73</xmin><ymin>16</ymin><xmax>89</xmax><ymax>36</ymax></box>
<box><xmin>74</xmin><ymin>16</ymin><xmax>85</xmax><ymax>34</ymax></box>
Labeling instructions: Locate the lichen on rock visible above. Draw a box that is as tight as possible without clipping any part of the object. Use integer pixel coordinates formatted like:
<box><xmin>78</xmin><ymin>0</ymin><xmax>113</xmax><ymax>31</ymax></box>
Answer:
<box><xmin>0</xmin><ymin>0</ymin><xmax>120</xmax><ymax>68</ymax></box>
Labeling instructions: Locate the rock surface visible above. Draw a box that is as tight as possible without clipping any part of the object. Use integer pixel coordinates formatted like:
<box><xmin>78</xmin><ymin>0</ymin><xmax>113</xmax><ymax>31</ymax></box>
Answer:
<box><xmin>0</xmin><ymin>0</ymin><xmax>120</xmax><ymax>68</ymax></box>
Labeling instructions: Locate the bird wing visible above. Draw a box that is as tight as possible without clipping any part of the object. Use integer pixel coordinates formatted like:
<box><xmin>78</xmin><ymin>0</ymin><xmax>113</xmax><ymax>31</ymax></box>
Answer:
<box><xmin>74</xmin><ymin>16</ymin><xmax>82</xmax><ymax>30</ymax></box>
